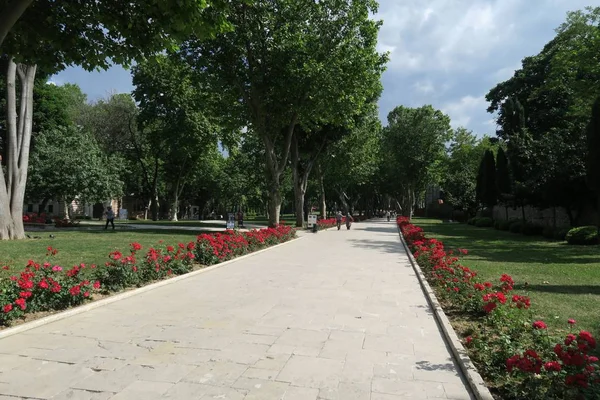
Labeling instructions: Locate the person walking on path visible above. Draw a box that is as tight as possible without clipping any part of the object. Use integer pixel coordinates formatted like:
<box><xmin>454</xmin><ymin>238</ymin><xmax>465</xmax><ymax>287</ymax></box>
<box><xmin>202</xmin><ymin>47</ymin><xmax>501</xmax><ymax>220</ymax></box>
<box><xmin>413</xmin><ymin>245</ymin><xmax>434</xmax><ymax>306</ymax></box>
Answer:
<box><xmin>345</xmin><ymin>212</ymin><xmax>354</xmax><ymax>230</ymax></box>
<box><xmin>386</xmin><ymin>210</ymin><xmax>391</xmax><ymax>222</ymax></box>
<box><xmin>335</xmin><ymin>211</ymin><xmax>343</xmax><ymax>230</ymax></box>
<box><xmin>104</xmin><ymin>206</ymin><xmax>115</xmax><ymax>230</ymax></box>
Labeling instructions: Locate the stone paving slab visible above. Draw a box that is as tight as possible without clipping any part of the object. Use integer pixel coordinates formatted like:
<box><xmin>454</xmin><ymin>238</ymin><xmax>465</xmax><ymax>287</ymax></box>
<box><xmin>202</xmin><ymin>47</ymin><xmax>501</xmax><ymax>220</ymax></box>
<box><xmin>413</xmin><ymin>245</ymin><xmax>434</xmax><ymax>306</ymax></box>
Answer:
<box><xmin>0</xmin><ymin>219</ymin><xmax>473</xmax><ymax>399</ymax></box>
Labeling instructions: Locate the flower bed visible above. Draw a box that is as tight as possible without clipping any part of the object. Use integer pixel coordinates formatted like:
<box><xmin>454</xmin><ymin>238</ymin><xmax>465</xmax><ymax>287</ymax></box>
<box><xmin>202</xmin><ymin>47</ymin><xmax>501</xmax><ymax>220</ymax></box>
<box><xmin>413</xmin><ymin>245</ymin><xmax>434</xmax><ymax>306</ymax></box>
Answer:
<box><xmin>397</xmin><ymin>216</ymin><xmax>600</xmax><ymax>400</ymax></box>
<box><xmin>0</xmin><ymin>225</ymin><xmax>296</xmax><ymax>326</ymax></box>
<box><xmin>196</xmin><ymin>225</ymin><xmax>296</xmax><ymax>265</ymax></box>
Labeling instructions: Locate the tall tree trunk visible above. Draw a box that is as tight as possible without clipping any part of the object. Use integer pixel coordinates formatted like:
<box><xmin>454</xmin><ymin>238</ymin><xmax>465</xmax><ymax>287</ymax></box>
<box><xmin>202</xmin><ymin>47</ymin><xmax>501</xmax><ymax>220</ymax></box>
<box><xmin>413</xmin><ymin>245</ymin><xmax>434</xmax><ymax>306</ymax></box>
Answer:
<box><xmin>0</xmin><ymin>0</ymin><xmax>34</xmax><ymax>49</ymax></box>
<box><xmin>151</xmin><ymin>155</ymin><xmax>160</xmax><ymax>221</ymax></box>
<box><xmin>62</xmin><ymin>200</ymin><xmax>70</xmax><ymax>220</ymax></box>
<box><xmin>316</xmin><ymin>162</ymin><xmax>326</xmax><ymax>219</ymax></box>
<box><xmin>0</xmin><ymin>59</ymin><xmax>36</xmax><ymax>239</ymax></box>
<box><xmin>171</xmin><ymin>177</ymin><xmax>181</xmax><ymax>222</ymax></box>
<box><xmin>268</xmin><ymin>183</ymin><xmax>282</xmax><ymax>227</ymax></box>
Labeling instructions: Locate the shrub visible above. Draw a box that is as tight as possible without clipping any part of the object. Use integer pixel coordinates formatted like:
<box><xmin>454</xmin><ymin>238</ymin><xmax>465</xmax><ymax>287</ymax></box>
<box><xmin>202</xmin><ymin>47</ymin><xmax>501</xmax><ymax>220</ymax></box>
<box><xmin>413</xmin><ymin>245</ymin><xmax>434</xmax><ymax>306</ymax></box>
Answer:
<box><xmin>566</xmin><ymin>226</ymin><xmax>599</xmax><ymax>246</ymax></box>
<box><xmin>554</xmin><ymin>228</ymin><xmax>569</xmax><ymax>241</ymax></box>
<box><xmin>509</xmin><ymin>220</ymin><xmax>523</xmax><ymax>233</ymax></box>
<box><xmin>542</xmin><ymin>227</ymin><xmax>555</xmax><ymax>239</ymax></box>
<box><xmin>522</xmin><ymin>222</ymin><xmax>544</xmax><ymax>236</ymax></box>
<box><xmin>397</xmin><ymin>216</ymin><xmax>600</xmax><ymax>399</ymax></box>
<box><xmin>475</xmin><ymin>217</ymin><xmax>493</xmax><ymax>228</ymax></box>
<box><xmin>195</xmin><ymin>225</ymin><xmax>296</xmax><ymax>265</ymax></box>
<box><xmin>499</xmin><ymin>220</ymin><xmax>511</xmax><ymax>231</ymax></box>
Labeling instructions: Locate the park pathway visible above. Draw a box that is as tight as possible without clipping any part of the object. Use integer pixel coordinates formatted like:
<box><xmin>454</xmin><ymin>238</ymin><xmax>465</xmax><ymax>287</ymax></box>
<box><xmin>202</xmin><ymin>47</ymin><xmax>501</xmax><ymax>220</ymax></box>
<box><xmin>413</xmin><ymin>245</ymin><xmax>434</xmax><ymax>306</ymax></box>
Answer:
<box><xmin>0</xmin><ymin>220</ymin><xmax>473</xmax><ymax>400</ymax></box>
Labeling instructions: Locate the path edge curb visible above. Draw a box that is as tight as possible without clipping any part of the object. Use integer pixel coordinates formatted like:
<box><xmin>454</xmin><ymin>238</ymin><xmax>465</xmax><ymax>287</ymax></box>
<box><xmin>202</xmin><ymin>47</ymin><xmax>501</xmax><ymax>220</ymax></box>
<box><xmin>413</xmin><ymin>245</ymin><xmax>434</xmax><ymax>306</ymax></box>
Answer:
<box><xmin>0</xmin><ymin>233</ymin><xmax>308</xmax><ymax>341</ymax></box>
<box><xmin>397</xmin><ymin>228</ymin><xmax>495</xmax><ymax>400</ymax></box>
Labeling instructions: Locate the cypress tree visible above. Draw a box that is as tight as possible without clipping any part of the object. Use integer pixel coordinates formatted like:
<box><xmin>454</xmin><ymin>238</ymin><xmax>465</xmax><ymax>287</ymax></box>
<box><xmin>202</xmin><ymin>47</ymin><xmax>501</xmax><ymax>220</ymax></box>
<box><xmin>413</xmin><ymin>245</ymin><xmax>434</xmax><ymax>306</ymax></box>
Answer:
<box><xmin>496</xmin><ymin>147</ymin><xmax>511</xmax><ymax>197</ymax></box>
<box><xmin>481</xmin><ymin>149</ymin><xmax>497</xmax><ymax>209</ymax></box>
<box><xmin>587</xmin><ymin>96</ymin><xmax>600</xmax><ymax>234</ymax></box>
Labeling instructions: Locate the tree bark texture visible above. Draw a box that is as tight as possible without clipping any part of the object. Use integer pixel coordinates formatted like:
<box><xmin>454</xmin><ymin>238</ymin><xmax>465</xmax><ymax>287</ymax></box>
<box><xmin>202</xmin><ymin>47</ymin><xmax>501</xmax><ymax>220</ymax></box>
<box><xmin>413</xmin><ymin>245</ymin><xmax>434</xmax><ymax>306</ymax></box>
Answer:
<box><xmin>0</xmin><ymin>58</ymin><xmax>36</xmax><ymax>239</ymax></box>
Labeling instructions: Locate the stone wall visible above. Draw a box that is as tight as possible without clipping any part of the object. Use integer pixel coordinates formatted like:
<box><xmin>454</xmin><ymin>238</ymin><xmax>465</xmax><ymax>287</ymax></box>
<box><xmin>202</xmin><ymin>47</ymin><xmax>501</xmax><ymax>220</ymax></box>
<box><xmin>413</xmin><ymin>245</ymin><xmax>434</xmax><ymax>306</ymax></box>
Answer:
<box><xmin>491</xmin><ymin>204</ymin><xmax>598</xmax><ymax>228</ymax></box>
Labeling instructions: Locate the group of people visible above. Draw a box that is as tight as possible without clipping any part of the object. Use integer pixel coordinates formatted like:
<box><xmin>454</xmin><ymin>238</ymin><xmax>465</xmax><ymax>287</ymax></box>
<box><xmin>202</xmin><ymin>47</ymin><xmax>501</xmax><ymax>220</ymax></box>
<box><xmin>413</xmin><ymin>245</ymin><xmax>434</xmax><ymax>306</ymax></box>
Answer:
<box><xmin>335</xmin><ymin>211</ymin><xmax>353</xmax><ymax>230</ymax></box>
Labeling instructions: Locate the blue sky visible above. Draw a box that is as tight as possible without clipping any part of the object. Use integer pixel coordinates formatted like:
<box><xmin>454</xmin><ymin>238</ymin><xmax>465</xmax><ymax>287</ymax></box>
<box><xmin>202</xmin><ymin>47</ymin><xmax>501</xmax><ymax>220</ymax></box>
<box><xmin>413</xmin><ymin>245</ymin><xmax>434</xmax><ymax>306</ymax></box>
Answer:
<box><xmin>51</xmin><ymin>0</ymin><xmax>596</xmax><ymax>137</ymax></box>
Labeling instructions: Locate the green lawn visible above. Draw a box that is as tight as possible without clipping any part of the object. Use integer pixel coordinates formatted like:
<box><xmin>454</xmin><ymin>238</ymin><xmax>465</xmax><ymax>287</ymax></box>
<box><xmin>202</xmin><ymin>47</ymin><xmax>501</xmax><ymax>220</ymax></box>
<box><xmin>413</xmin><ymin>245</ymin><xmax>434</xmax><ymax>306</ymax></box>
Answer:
<box><xmin>0</xmin><ymin>229</ymin><xmax>202</xmax><ymax>274</ymax></box>
<box><xmin>413</xmin><ymin>218</ymin><xmax>600</xmax><ymax>334</ymax></box>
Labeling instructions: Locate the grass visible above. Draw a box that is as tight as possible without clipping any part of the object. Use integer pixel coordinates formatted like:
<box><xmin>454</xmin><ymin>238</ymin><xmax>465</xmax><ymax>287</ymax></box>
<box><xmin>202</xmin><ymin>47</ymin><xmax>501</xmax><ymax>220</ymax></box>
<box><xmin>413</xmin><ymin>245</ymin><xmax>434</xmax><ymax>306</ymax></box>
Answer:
<box><xmin>0</xmin><ymin>229</ymin><xmax>203</xmax><ymax>275</ymax></box>
<box><xmin>413</xmin><ymin>218</ymin><xmax>600</xmax><ymax>335</ymax></box>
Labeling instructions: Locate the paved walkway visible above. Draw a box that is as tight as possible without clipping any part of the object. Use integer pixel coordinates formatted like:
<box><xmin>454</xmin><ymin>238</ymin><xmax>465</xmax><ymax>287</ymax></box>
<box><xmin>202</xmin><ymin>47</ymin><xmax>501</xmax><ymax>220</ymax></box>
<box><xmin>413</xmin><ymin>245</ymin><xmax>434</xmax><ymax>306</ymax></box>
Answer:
<box><xmin>0</xmin><ymin>220</ymin><xmax>472</xmax><ymax>400</ymax></box>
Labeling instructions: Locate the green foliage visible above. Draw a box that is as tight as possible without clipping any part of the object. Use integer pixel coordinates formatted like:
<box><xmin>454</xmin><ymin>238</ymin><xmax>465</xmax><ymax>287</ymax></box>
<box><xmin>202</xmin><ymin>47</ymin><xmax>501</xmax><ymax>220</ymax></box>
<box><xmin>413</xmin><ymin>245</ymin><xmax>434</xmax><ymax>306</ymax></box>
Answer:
<box><xmin>509</xmin><ymin>220</ymin><xmax>524</xmax><ymax>234</ymax></box>
<box><xmin>4</xmin><ymin>0</ymin><xmax>234</xmax><ymax>72</ymax></box>
<box><xmin>476</xmin><ymin>150</ymin><xmax>497</xmax><ymax>208</ymax></box>
<box><xmin>565</xmin><ymin>226</ymin><xmax>599</xmax><ymax>245</ymax></box>
<box><xmin>499</xmin><ymin>220</ymin><xmax>512</xmax><ymax>231</ymax></box>
<box><xmin>522</xmin><ymin>222</ymin><xmax>544</xmax><ymax>236</ymax></box>
<box><xmin>475</xmin><ymin>217</ymin><xmax>493</xmax><ymax>228</ymax></box>
<box><xmin>27</xmin><ymin>125</ymin><xmax>123</xmax><ymax>204</ymax></box>
<box><xmin>441</xmin><ymin>128</ymin><xmax>487</xmax><ymax>214</ymax></box>
<box><xmin>382</xmin><ymin>105</ymin><xmax>452</xmax><ymax>214</ymax></box>
<box><xmin>486</xmin><ymin>8</ymin><xmax>600</xmax><ymax>222</ymax></box>
<box><xmin>496</xmin><ymin>147</ymin><xmax>512</xmax><ymax>197</ymax></box>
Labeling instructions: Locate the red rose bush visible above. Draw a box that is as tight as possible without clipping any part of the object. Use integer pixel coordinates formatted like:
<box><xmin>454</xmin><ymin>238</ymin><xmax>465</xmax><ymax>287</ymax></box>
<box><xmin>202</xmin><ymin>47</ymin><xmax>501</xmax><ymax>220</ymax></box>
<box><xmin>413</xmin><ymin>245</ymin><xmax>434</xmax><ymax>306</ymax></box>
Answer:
<box><xmin>397</xmin><ymin>216</ymin><xmax>600</xmax><ymax>399</ymax></box>
<box><xmin>196</xmin><ymin>224</ymin><xmax>295</xmax><ymax>265</ymax></box>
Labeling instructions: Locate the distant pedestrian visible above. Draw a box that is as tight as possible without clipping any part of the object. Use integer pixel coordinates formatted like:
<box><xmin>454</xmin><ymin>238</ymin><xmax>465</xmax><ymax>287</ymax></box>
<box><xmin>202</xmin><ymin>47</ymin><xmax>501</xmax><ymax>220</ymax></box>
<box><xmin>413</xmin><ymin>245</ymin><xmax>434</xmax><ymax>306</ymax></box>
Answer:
<box><xmin>335</xmin><ymin>211</ymin><xmax>343</xmax><ymax>230</ymax></box>
<box><xmin>346</xmin><ymin>212</ymin><xmax>354</xmax><ymax>230</ymax></box>
<box><xmin>104</xmin><ymin>206</ymin><xmax>115</xmax><ymax>230</ymax></box>
<box><xmin>237</xmin><ymin>210</ymin><xmax>244</xmax><ymax>228</ymax></box>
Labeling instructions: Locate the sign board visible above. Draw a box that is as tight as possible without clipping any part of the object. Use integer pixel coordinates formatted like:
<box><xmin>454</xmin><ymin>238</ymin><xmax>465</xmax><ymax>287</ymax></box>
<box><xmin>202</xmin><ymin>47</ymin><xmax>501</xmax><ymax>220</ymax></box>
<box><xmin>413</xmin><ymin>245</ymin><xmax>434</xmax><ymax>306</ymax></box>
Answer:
<box><xmin>119</xmin><ymin>209</ymin><xmax>128</xmax><ymax>220</ymax></box>
<box><xmin>307</xmin><ymin>214</ymin><xmax>318</xmax><ymax>228</ymax></box>
<box><xmin>226</xmin><ymin>213</ymin><xmax>235</xmax><ymax>229</ymax></box>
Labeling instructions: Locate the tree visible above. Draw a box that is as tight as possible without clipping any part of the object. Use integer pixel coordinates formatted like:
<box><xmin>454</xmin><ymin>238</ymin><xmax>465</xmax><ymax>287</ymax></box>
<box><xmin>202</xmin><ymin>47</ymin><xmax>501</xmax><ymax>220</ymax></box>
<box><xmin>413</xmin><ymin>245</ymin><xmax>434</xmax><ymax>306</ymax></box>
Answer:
<box><xmin>322</xmin><ymin>107</ymin><xmax>381</xmax><ymax>215</ymax></box>
<box><xmin>0</xmin><ymin>0</ymin><xmax>233</xmax><ymax>238</ymax></box>
<box><xmin>27</xmin><ymin>125</ymin><xmax>123</xmax><ymax>217</ymax></box>
<box><xmin>478</xmin><ymin>150</ymin><xmax>497</xmax><ymax>210</ymax></box>
<box><xmin>181</xmin><ymin>0</ymin><xmax>388</xmax><ymax>226</ymax></box>
<box><xmin>132</xmin><ymin>55</ymin><xmax>221</xmax><ymax>221</ymax></box>
<box><xmin>441</xmin><ymin>128</ymin><xmax>488</xmax><ymax>216</ymax></box>
<box><xmin>495</xmin><ymin>146</ymin><xmax>512</xmax><ymax>219</ymax></box>
<box><xmin>382</xmin><ymin>105</ymin><xmax>452</xmax><ymax>218</ymax></box>
<box><xmin>290</xmin><ymin>124</ymin><xmax>347</xmax><ymax>227</ymax></box>
<box><xmin>587</xmin><ymin>97</ymin><xmax>600</xmax><ymax>233</ymax></box>
<box><xmin>486</xmin><ymin>8</ymin><xmax>600</xmax><ymax>225</ymax></box>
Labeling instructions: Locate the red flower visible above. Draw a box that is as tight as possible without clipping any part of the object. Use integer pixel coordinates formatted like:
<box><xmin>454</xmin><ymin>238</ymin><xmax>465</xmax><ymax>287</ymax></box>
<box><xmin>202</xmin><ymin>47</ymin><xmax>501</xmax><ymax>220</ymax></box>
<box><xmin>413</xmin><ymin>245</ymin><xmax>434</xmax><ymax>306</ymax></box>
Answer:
<box><xmin>1</xmin><ymin>266</ymin><xmax>8</xmax><ymax>270</ymax></box>
<box><xmin>568</xmin><ymin>319</ymin><xmax>576</xmax><ymax>325</ymax></box>
<box><xmin>2</xmin><ymin>304</ymin><xmax>13</xmax><ymax>313</ymax></box>
<box><xmin>130</xmin><ymin>242</ymin><xmax>142</xmax><ymax>251</ymax></box>
<box><xmin>544</xmin><ymin>361</ymin><xmax>561</xmax><ymax>372</ymax></box>
<box><xmin>14</xmin><ymin>298</ymin><xmax>26</xmax><ymax>310</ymax></box>
<box><xmin>533</xmin><ymin>320</ymin><xmax>548</xmax><ymax>330</ymax></box>
<box><xmin>69</xmin><ymin>285</ymin><xmax>81</xmax><ymax>296</ymax></box>
<box><xmin>465</xmin><ymin>336</ymin><xmax>473</xmax><ymax>346</ymax></box>
<box><xmin>39</xmin><ymin>279</ymin><xmax>49</xmax><ymax>289</ymax></box>
<box><xmin>19</xmin><ymin>291</ymin><xmax>32</xmax><ymax>299</ymax></box>
<box><xmin>83</xmin><ymin>291</ymin><xmax>90</xmax><ymax>298</ymax></box>
<box><xmin>166</xmin><ymin>245</ymin><xmax>175</xmax><ymax>252</ymax></box>
<box><xmin>93</xmin><ymin>281</ymin><xmax>101</xmax><ymax>289</ymax></box>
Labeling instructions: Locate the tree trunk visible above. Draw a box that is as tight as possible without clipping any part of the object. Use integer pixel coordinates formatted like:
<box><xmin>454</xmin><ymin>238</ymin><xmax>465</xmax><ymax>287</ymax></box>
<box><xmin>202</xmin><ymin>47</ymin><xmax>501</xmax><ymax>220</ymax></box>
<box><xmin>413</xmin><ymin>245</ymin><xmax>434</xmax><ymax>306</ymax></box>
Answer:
<box><xmin>268</xmin><ymin>184</ymin><xmax>282</xmax><ymax>227</ymax></box>
<box><xmin>0</xmin><ymin>0</ymin><xmax>34</xmax><ymax>50</ymax></box>
<box><xmin>0</xmin><ymin>59</ymin><xmax>36</xmax><ymax>239</ymax></box>
<box><xmin>317</xmin><ymin>163</ymin><xmax>326</xmax><ymax>219</ymax></box>
<box><xmin>62</xmin><ymin>200</ymin><xmax>70</xmax><ymax>220</ymax></box>
<box><xmin>521</xmin><ymin>203</ymin><xmax>526</xmax><ymax>223</ymax></box>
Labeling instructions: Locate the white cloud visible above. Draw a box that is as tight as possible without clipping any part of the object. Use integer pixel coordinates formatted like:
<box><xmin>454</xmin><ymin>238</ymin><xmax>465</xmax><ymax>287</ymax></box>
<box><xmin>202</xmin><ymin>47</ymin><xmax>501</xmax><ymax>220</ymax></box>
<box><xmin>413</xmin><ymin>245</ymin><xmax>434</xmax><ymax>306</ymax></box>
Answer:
<box><xmin>441</xmin><ymin>95</ymin><xmax>487</xmax><ymax>129</ymax></box>
<box><xmin>413</xmin><ymin>80</ymin><xmax>435</xmax><ymax>95</ymax></box>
